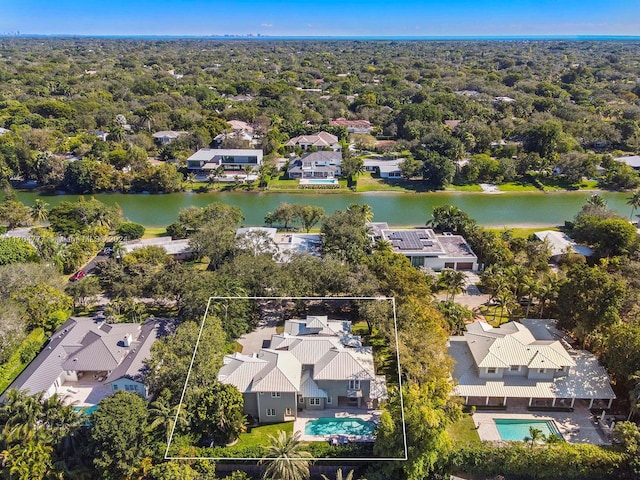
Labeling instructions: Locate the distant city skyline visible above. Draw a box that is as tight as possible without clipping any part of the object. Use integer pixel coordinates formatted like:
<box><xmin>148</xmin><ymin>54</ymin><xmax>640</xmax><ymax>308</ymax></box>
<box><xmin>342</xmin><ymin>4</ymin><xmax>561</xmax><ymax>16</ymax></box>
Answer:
<box><xmin>1</xmin><ymin>0</ymin><xmax>639</xmax><ymax>37</ymax></box>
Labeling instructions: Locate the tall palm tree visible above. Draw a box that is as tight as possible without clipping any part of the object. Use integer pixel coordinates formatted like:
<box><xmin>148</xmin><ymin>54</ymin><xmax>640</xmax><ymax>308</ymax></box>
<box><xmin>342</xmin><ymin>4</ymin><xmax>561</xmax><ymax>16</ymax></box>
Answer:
<box><xmin>260</xmin><ymin>430</ymin><xmax>313</xmax><ymax>480</ymax></box>
<box><xmin>30</xmin><ymin>199</ymin><xmax>49</xmax><ymax>224</ymax></box>
<box><xmin>440</xmin><ymin>268</ymin><xmax>467</xmax><ymax>302</ymax></box>
<box><xmin>148</xmin><ymin>393</ymin><xmax>188</xmax><ymax>443</ymax></box>
<box><xmin>627</xmin><ymin>190</ymin><xmax>640</xmax><ymax>220</ymax></box>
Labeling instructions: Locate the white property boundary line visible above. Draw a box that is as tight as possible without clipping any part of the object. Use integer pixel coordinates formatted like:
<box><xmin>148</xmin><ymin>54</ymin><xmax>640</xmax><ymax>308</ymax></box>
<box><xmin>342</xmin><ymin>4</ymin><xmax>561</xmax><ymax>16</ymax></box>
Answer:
<box><xmin>165</xmin><ymin>296</ymin><xmax>408</xmax><ymax>462</ymax></box>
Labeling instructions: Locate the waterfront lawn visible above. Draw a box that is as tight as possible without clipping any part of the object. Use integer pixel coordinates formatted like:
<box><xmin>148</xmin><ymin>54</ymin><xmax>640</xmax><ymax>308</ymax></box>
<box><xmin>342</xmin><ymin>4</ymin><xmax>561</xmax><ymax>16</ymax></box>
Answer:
<box><xmin>497</xmin><ymin>181</ymin><xmax>539</xmax><ymax>192</ymax></box>
<box><xmin>447</xmin><ymin>414</ymin><xmax>481</xmax><ymax>447</ymax></box>
<box><xmin>142</xmin><ymin>227</ymin><xmax>168</xmax><ymax>238</ymax></box>
<box><xmin>486</xmin><ymin>226</ymin><xmax>560</xmax><ymax>239</ymax></box>
<box><xmin>446</xmin><ymin>184</ymin><xmax>483</xmax><ymax>192</ymax></box>
<box><xmin>356</xmin><ymin>172</ymin><xmax>433</xmax><ymax>192</ymax></box>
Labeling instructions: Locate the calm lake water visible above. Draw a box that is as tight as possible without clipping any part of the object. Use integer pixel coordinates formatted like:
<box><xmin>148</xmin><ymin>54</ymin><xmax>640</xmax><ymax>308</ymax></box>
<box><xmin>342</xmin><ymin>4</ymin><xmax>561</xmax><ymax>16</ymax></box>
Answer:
<box><xmin>15</xmin><ymin>190</ymin><xmax>634</xmax><ymax>228</ymax></box>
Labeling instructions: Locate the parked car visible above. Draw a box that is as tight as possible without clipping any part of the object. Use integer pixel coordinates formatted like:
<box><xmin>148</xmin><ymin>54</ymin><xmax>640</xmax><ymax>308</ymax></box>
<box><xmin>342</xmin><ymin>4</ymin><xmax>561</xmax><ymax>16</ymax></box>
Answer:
<box><xmin>101</xmin><ymin>247</ymin><xmax>113</xmax><ymax>256</ymax></box>
<box><xmin>69</xmin><ymin>270</ymin><xmax>86</xmax><ymax>281</ymax></box>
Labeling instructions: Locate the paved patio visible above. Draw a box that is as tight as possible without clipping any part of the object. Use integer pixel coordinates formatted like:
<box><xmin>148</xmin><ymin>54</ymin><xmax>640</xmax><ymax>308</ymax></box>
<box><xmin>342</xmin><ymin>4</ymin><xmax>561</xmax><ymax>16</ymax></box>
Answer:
<box><xmin>57</xmin><ymin>379</ymin><xmax>113</xmax><ymax>407</ymax></box>
<box><xmin>294</xmin><ymin>408</ymin><xmax>382</xmax><ymax>442</ymax></box>
<box><xmin>472</xmin><ymin>401</ymin><xmax>610</xmax><ymax>445</ymax></box>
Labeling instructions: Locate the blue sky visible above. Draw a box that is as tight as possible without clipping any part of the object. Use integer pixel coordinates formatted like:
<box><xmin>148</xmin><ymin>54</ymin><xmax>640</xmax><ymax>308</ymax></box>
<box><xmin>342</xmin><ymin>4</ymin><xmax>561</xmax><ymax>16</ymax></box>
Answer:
<box><xmin>1</xmin><ymin>0</ymin><xmax>639</xmax><ymax>37</ymax></box>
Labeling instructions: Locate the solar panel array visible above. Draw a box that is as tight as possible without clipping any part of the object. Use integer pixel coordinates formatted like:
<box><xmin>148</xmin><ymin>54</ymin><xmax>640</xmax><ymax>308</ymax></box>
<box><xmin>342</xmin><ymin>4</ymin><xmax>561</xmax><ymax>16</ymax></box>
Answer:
<box><xmin>387</xmin><ymin>231</ymin><xmax>434</xmax><ymax>251</ymax></box>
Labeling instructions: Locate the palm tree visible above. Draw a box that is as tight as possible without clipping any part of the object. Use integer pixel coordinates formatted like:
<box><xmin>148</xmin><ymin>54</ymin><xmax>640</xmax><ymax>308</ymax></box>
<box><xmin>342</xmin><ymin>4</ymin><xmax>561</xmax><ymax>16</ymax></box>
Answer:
<box><xmin>260</xmin><ymin>430</ymin><xmax>313</xmax><ymax>480</ymax></box>
<box><xmin>148</xmin><ymin>393</ymin><xmax>188</xmax><ymax>443</ymax></box>
<box><xmin>440</xmin><ymin>268</ymin><xmax>467</xmax><ymax>302</ymax></box>
<box><xmin>586</xmin><ymin>193</ymin><xmax>607</xmax><ymax>209</ymax></box>
<box><xmin>493</xmin><ymin>289</ymin><xmax>516</xmax><ymax>324</ymax></box>
<box><xmin>30</xmin><ymin>199</ymin><xmax>49</xmax><ymax>224</ymax></box>
<box><xmin>321</xmin><ymin>469</ymin><xmax>355</xmax><ymax>480</ymax></box>
<box><xmin>524</xmin><ymin>426</ymin><xmax>543</xmax><ymax>448</ymax></box>
<box><xmin>627</xmin><ymin>190</ymin><xmax>640</xmax><ymax>220</ymax></box>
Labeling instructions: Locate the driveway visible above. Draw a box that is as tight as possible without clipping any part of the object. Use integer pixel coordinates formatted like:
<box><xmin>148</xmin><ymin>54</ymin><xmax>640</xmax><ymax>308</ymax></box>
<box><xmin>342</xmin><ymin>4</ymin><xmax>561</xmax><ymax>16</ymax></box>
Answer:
<box><xmin>237</xmin><ymin>310</ymin><xmax>280</xmax><ymax>355</ymax></box>
<box><xmin>436</xmin><ymin>271</ymin><xmax>491</xmax><ymax>309</ymax></box>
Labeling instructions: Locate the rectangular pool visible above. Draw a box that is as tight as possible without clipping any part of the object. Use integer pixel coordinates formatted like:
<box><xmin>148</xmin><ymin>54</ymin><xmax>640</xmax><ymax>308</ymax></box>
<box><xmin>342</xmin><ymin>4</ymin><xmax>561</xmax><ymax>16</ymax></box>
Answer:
<box><xmin>305</xmin><ymin>417</ymin><xmax>375</xmax><ymax>436</ymax></box>
<box><xmin>494</xmin><ymin>418</ymin><xmax>563</xmax><ymax>441</ymax></box>
<box><xmin>299</xmin><ymin>178</ymin><xmax>339</xmax><ymax>185</ymax></box>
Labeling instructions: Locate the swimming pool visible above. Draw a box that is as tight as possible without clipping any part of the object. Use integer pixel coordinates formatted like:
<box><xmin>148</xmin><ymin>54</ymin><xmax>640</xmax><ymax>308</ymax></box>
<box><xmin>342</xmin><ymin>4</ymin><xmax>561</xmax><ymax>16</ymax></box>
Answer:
<box><xmin>305</xmin><ymin>417</ymin><xmax>375</xmax><ymax>436</ymax></box>
<box><xmin>494</xmin><ymin>418</ymin><xmax>563</xmax><ymax>441</ymax></box>
<box><xmin>299</xmin><ymin>178</ymin><xmax>339</xmax><ymax>185</ymax></box>
<box><xmin>74</xmin><ymin>405</ymin><xmax>98</xmax><ymax>415</ymax></box>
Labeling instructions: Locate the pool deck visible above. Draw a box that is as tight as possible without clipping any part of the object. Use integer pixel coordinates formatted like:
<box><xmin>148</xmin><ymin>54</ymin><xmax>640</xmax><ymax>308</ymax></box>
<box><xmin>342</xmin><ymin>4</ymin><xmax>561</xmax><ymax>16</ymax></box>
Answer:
<box><xmin>294</xmin><ymin>408</ymin><xmax>382</xmax><ymax>442</ymax></box>
<box><xmin>473</xmin><ymin>403</ymin><xmax>610</xmax><ymax>445</ymax></box>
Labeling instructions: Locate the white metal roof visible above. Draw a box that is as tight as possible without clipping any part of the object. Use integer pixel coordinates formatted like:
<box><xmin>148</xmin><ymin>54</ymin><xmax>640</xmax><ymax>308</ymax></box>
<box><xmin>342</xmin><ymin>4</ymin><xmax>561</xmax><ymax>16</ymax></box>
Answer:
<box><xmin>534</xmin><ymin>230</ymin><xmax>593</xmax><ymax>257</ymax></box>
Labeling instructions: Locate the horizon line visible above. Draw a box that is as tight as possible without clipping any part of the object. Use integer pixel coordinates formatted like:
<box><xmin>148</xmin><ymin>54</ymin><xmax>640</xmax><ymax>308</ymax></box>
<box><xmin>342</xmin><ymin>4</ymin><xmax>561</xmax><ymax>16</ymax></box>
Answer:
<box><xmin>2</xmin><ymin>33</ymin><xmax>640</xmax><ymax>41</ymax></box>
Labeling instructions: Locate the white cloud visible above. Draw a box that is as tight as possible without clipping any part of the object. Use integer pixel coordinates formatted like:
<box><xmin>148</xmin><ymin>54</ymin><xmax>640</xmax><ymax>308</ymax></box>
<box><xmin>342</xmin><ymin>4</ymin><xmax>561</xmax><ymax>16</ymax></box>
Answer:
<box><xmin>261</xmin><ymin>23</ymin><xmax>273</xmax><ymax>28</ymax></box>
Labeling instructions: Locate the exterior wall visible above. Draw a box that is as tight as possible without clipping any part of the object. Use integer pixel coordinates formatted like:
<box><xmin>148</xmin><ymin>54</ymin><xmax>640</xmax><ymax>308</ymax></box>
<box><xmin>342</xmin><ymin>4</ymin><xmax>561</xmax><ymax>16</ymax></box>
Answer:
<box><xmin>243</xmin><ymin>393</ymin><xmax>259</xmax><ymax>419</ymax></box>
<box><xmin>503</xmin><ymin>366</ymin><xmax>526</xmax><ymax>377</ymax></box>
<box><xmin>109</xmin><ymin>378</ymin><xmax>147</xmax><ymax>396</ymax></box>
<box><xmin>317</xmin><ymin>379</ymin><xmax>371</xmax><ymax>405</ymax></box>
<box><xmin>407</xmin><ymin>255</ymin><xmax>478</xmax><ymax>272</ymax></box>
<box><xmin>527</xmin><ymin>368</ymin><xmax>556</xmax><ymax>381</ymax></box>
<box><xmin>303</xmin><ymin>397</ymin><xmax>325</xmax><ymax>410</ymax></box>
<box><xmin>478</xmin><ymin>367</ymin><xmax>505</xmax><ymax>380</ymax></box>
<box><xmin>256</xmin><ymin>392</ymin><xmax>296</xmax><ymax>423</ymax></box>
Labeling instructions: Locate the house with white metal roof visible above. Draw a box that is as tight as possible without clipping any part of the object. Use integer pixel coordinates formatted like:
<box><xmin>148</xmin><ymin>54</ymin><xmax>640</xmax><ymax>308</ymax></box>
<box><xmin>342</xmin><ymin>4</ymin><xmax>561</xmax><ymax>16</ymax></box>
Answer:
<box><xmin>218</xmin><ymin>315</ymin><xmax>386</xmax><ymax>423</ymax></box>
<box><xmin>533</xmin><ymin>230</ymin><xmax>593</xmax><ymax>262</ymax></box>
<box><xmin>448</xmin><ymin>319</ymin><xmax>616</xmax><ymax>409</ymax></box>
<box><xmin>4</xmin><ymin>317</ymin><xmax>167</xmax><ymax>405</ymax></box>
<box><xmin>152</xmin><ymin>130</ymin><xmax>188</xmax><ymax>144</ymax></box>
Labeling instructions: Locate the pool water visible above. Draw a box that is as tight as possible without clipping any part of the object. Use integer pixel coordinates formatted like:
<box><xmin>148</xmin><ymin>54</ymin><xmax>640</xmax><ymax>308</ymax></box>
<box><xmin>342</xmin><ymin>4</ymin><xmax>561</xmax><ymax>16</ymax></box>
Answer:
<box><xmin>305</xmin><ymin>417</ymin><xmax>375</xmax><ymax>436</ymax></box>
<box><xmin>494</xmin><ymin>418</ymin><xmax>563</xmax><ymax>441</ymax></box>
<box><xmin>74</xmin><ymin>405</ymin><xmax>98</xmax><ymax>415</ymax></box>
<box><xmin>300</xmin><ymin>179</ymin><xmax>339</xmax><ymax>185</ymax></box>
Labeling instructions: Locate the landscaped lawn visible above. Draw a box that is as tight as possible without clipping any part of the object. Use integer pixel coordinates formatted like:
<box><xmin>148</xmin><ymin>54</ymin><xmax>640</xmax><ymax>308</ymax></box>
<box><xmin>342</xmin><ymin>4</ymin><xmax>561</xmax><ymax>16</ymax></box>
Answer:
<box><xmin>234</xmin><ymin>422</ymin><xmax>293</xmax><ymax>449</ymax></box>
<box><xmin>486</xmin><ymin>226</ymin><xmax>560</xmax><ymax>239</ymax></box>
<box><xmin>497</xmin><ymin>181</ymin><xmax>539</xmax><ymax>192</ymax></box>
<box><xmin>446</xmin><ymin>184</ymin><xmax>483</xmax><ymax>192</ymax></box>
<box><xmin>447</xmin><ymin>413</ymin><xmax>481</xmax><ymax>446</ymax></box>
<box><xmin>141</xmin><ymin>227</ymin><xmax>167</xmax><ymax>238</ymax></box>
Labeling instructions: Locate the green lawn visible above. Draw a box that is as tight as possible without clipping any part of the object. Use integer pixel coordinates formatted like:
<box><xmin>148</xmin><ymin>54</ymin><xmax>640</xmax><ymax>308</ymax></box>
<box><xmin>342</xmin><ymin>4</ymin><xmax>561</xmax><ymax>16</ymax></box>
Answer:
<box><xmin>446</xmin><ymin>184</ymin><xmax>483</xmax><ymax>192</ymax></box>
<box><xmin>0</xmin><ymin>328</ymin><xmax>48</xmax><ymax>393</ymax></box>
<box><xmin>480</xmin><ymin>306</ymin><xmax>513</xmax><ymax>327</ymax></box>
<box><xmin>447</xmin><ymin>414</ymin><xmax>481</xmax><ymax>447</ymax></box>
<box><xmin>142</xmin><ymin>227</ymin><xmax>167</xmax><ymax>238</ymax></box>
<box><xmin>486</xmin><ymin>226</ymin><xmax>560</xmax><ymax>239</ymax></box>
<box><xmin>233</xmin><ymin>422</ymin><xmax>293</xmax><ymax>449</ymax></box>
<box><xmin>497</xmin><ymin>181</ymin><xmax>540</xmax><ymax>192</ymax></box>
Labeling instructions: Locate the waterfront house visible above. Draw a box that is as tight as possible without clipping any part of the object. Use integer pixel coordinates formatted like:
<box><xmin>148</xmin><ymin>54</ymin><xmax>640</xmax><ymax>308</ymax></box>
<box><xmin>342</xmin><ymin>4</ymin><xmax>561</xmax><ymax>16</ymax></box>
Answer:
<box><xmin>218</xmin><ymin>316</ymin><xmax>387</xmax><ymax>423</ymax></box>
<box><xmin>367</xmin><ymin>223</ymin><xmax>478</xmax><ymax>271</ymax></box>
<box><xmin>614</xmin><ymin>155</ymin><xmax>640</xmax><ymax>171</ymax></box>
<box><xmin>533</xmin><ymin>230</ymin><xmax>593</xmax><ymax>263</ymax></box>
<box><xmin>363</xmin><ymin>158</ymin><xmax>403</xmax><ymax>178</ymax></box>
<box><xmin>235</xmin><ymin>227</ymin><xmax>322</xmax><ymax>262</ymax></box>
<box><xmin>287</xmin><ymin>151</ymin><xmax>343</xmax><ymax>179</ymax></box>
<box><xmin>285</xmin><ymin>132</ymin><xmax>340</xmax><ymax>151</ymax></box>
<box><xmin>5</xmin><ymin>317</ymin><xmax>166</xmax><ymax>405</ymax></box>
<box><xmin>186</xmin><ymin>148</ymin><xmax>263</xmax><ymax>179</ymax></box>
<box><xmin>448</xmin><ymin>319</ymin><xmax>616</xmax><ymax>409</ymax></box>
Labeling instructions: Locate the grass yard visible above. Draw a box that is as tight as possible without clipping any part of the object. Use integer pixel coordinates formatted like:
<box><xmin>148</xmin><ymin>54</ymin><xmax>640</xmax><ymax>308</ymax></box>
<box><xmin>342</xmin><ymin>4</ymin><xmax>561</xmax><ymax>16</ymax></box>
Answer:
<box><xmin>446</xmin><ymin>184</ymin><xmax>483</xmax><ymax>192</ymax></box>
<box><xmin>141</xmin><ymin>226</ymin><xmax>167</xmax><ymax>238</ymax></box>
<box><xmin>447</xmin><ymin>414</ymin><xmax>481</xmax><ymax>447</ymax></box>
<box><xmin>233</xmin><ymin>422</ymin><xmax>293</xmax><ymax>449</ymax></box>
<box><xmin>497</xmin><ymin>181</ymin><xmax>540</xmax><ymax>192</ymax></box>
<box><xmin>486</xmin><ymin>226</ymin><xmax>560</xmax><ymax>239</ymax></box>
<box><xmin>480</xmin><ymin>306</ymin><xmax>513</xmax><ymax>327</ymax></box>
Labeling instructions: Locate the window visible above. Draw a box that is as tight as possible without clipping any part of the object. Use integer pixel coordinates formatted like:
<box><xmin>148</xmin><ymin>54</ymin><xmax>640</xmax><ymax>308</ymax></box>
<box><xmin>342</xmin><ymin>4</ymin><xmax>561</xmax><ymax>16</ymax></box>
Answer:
<box><xmin>125</xmin><ymin>384</ymin><xmax>137</xmax><ymax>391</ymax></box>
<box><xmin>444</xmin><ymin>262</ymin><xmax>455</xmax><ymax>269</ymax></box>
<box><xmin>309</xmin><ymin>398</ymin><xmax>321</xmax><ymax>406</ymax></box>
<box><xmin>299</xmin><ymin>396</ymin><xmax>305</xmax><ymax>404</ymax></box>
<box><xmin>266</xmin><ymin>408</ymin><xmax>276</xmax><ymax>417</ymax></box>
<box><xmin>112</xmin><ymin>385</ymin><xmax>119</xmax><ymax>390</ymax></box>
<box><xmin>487</xmin><ymin>368</ymin><xmax>497</xmax><ymax>374</ymax></box>
<box><xmin>538</xmin><ymin>368</ymin><xmax>545</xmax><ymax>374</ymax></box>
<box><xmin>348</xmin><ymin>380</ymin><xmax>361</xmax><ymax>390</ymax></box>
<box><xmin>271</xmin><ymin>392</ymin><xmax>281</xmax><ymax>398</ymax></box>
<box><xmin>510</xmin><ymin>365</ymin><xmax>519</xmax><ymax>371</ymax></box>
<box><xmin>326</xmin><ymin>396</ymin><xmax>332</xmax><ymax>404</ymax></box>
<box><xmin>285</xmin><ymin>408</ymin><xmax>292</xmax><ymax>416</ymax></box>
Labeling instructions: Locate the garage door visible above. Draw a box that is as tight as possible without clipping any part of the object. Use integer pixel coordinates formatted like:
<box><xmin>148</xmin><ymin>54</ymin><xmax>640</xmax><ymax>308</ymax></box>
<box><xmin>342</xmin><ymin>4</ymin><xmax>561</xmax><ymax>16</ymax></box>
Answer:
<box><xmin>456</xmin><ymin>262</ymin><xmax>474</xmax><ymax>270</ymax></box>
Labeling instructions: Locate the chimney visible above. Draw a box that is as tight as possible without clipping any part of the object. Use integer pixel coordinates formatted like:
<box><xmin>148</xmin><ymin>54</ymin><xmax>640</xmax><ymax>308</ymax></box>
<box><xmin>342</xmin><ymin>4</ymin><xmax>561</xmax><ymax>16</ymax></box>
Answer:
<box><xmin>123</xmin><ymin>333</ymin><xmax>133</xmax><ymax>347</ymax></box>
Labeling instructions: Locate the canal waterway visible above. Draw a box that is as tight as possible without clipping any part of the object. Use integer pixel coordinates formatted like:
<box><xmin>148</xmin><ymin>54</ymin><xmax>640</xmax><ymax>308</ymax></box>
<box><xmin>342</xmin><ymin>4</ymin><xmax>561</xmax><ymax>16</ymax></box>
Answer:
<box><xmin>15</xmin><ymin>190</ymin><xmax>634</xmax><ymax>228</ymax></box>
